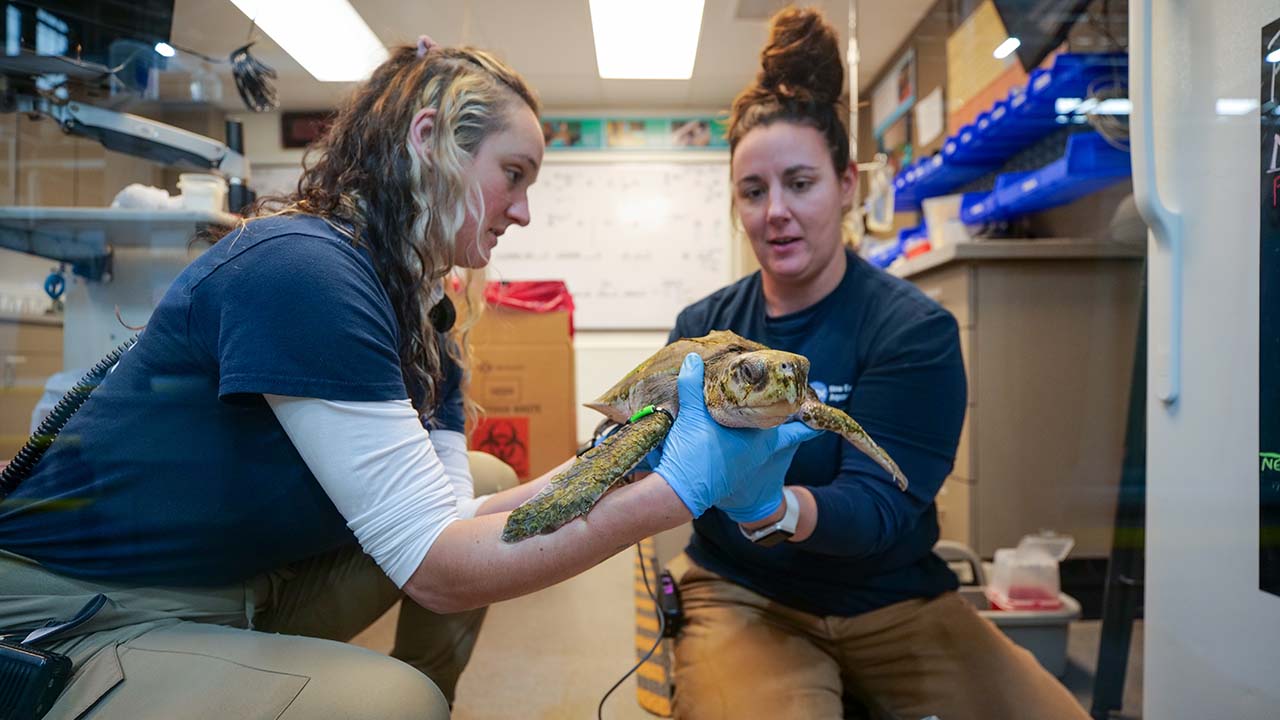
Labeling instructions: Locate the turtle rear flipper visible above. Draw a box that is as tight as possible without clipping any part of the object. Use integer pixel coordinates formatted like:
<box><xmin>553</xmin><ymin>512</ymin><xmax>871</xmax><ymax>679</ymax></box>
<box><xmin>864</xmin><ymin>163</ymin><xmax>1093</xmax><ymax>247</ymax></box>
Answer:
<box><xmin>799</xmin><ymin>400</ymin><xmax>909</xmax><ymax>492</ymax></box>
<box><xmin>501</xmin><ymin>409</ymin><xmax>674</xmax><ymax>542</ymax></box>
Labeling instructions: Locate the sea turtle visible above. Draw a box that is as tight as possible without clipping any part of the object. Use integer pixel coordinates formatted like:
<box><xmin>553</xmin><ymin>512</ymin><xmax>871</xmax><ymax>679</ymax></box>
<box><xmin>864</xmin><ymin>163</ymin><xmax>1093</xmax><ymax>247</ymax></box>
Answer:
<box><xmin>500</xmin><ymin>330</ymin><xmax>908</xmax><ymax>542</ymax></box>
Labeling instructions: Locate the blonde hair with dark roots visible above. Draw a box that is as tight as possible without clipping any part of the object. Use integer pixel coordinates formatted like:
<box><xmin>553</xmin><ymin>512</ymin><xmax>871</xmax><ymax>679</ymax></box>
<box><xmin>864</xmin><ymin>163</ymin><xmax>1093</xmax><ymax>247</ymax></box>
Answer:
<box><xmin>225</xmin><ymin>44</ymin><xmax>539</xmax><ymax>415</ymax></box>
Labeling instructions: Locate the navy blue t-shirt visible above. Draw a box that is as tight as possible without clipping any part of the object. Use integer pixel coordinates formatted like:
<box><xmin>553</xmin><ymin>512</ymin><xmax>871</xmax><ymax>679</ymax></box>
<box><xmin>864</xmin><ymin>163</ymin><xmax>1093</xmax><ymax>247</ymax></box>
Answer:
<box><xmin>670</xmin><ymin>248</ymin><xmax>967</xmax><ymax>617</ymax></box>
<box><xmin>0</xmin><ymin>215</ymin><xmax>466</xmax><ymax>585</ymax></box>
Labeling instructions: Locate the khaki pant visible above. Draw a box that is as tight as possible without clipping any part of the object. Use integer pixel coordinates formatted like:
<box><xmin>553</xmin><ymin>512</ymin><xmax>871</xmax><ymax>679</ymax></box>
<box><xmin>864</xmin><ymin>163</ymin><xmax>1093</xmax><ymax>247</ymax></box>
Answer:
<box><xmin>0</xmin><ymin>546</ymin><xmax>481</xmax><ymax>720</ymax></box>
<box><xmin>670</xmin><ymin>557</ymin><xmax>1090</xmax><ymax>720</ymax></box>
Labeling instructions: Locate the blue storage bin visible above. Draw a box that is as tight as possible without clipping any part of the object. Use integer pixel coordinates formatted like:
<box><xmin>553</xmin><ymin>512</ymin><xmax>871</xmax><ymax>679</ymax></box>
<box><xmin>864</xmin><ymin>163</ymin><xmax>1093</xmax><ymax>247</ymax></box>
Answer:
<box><xmin>899</xmin><ymin>223</ymin><xmax>927</xmax><ymax>243</ymax></box>
<box><xmin>986</xmin><ymin>100</ymin><xmax>1056</xmax><ymax>140</ymax></box>
<box><xmin>928</xmin><ymin>162</ymin><xmax>997</xmax><ymax>193</ymax></box>
<box><xmin>961</xmin><ymin>170</ymin><xmax>1031</xmax><ymax>223</ymax></box>
<box><xmin>889</xmin><ymin>53</ymin><xmax>1129</xmax><ymax>211</ymax></box>
<box><xmin>893</xmin><ymin>172</ymin><xmax>919</xmax><ymax>212</ymax></box>
<box><xmin>959</xmin><ymin>191</ymin><xmax>999</xmax><ymax>224</ymax></box>
<box><xmin>991</xmin><ymin>132</ymin><xmax>1130</xmax><ymax>216</ymax></box>
<box><xmin>1010</xmin><ymin>69</ymin><xmax>1060</xmax><ymax>117</ymax></box>
<box><xmin>971</xmin><ymin>110</ymin><xmax>1032</xmax><ymax>152</ymax></box>
<box><xmin>946</xmin><ymin>125</ymin><xmax>1008</xmax><ymax>164</ymax></box>
<box><xmin>867</xmin><ymin>235</ymin><xmax>904</xmax><ymax>268</ymax></box>
<box><xmin>1010</xmin><ymin>53</ymin><xmax>1129</xmax><ymax>122</ymax></box>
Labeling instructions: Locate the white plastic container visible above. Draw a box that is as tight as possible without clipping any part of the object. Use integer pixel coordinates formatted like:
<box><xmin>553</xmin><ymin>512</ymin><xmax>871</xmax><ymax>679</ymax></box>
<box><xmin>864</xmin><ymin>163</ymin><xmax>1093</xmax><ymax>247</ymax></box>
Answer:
<box><xmin>177</xmin><ymin>173</ymin><xmax>228</xmax><ymax>212</ymax></box>
<box><xmin>986</xmin><ymin>532</ymin><xmax>1076</xmax><ymax>611</ymax></box>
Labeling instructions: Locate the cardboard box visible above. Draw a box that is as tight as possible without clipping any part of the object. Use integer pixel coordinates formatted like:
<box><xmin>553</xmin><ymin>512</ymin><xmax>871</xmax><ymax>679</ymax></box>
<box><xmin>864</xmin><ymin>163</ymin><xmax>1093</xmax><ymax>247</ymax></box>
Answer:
<box><xmin>464</xmin><ymin>305</ymin><xmax>577</xmax><ymax>482</ymax></box>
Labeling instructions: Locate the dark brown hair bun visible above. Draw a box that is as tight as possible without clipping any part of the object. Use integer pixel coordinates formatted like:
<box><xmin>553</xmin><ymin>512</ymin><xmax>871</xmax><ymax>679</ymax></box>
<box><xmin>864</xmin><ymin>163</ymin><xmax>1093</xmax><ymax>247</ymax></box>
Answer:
<box><xmin>727</xmin><ymin>7</ymin><xmax>851</xmax><ymax>175</ymax></box>
<box><xmin>757</xmin><ymin>7</ymin><xmax>844</xmax><ymax>105</ymax></box>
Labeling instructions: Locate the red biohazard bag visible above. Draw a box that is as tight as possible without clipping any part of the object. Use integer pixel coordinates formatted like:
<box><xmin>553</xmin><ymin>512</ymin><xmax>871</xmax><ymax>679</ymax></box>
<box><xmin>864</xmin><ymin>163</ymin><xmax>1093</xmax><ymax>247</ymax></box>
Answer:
<box><xmin>483</xmin><ymin>280</ymin><xmax>576</xmax><ymax>337</ymax></box>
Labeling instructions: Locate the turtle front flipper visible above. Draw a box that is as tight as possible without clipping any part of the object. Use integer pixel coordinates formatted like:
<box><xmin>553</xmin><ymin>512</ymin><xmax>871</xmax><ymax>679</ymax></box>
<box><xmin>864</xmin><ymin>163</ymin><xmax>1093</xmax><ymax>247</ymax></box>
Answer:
<box><xmin>501</xmin><ymin>409</ymin><xmax>674</xmax><ymax>542</ymax></box>
<box><xmin>798</xmin><ymin>400</ymin><xmax>909</xmax><ymax>492</ymax></box>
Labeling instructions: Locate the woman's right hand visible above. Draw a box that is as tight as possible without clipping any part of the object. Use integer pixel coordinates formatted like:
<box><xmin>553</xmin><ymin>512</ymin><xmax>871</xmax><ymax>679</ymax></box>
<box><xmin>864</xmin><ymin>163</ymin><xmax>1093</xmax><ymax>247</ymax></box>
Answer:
<box><xmin>653</xmin><ymin>353</ymin><xmax>819</xmax><ymax>521</ymax></box>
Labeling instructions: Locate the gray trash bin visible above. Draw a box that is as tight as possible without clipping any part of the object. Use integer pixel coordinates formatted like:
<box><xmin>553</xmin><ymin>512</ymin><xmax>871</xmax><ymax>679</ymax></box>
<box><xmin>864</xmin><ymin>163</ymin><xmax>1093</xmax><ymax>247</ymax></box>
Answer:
<box><xmin>935</xmin><ymin>540</ymin><xmax>1081</xmax><ymax>678</ymax></box>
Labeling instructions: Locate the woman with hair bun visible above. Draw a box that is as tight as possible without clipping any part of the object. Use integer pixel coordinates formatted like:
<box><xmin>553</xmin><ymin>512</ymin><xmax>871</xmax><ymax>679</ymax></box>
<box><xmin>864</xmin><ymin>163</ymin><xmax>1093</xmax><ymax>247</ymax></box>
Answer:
<box><xmin>0</xmin><ymin>36</ymin><xmax>815</xmax><ymax>718</ymax></box>
<box><xmin>664</xmin><ymin>9</ymin><xmax>1090</xmax><ymax>720</ymax></box>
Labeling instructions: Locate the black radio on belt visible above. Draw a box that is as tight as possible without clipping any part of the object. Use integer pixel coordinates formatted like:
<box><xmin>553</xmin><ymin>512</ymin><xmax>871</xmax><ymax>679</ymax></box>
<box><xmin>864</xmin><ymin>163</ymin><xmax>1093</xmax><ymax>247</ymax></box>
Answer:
<box><xmin>657</xmin><ymin>570</ymin><xmax>684</xmax><ymax>638</ymax></box>
<box><xmin>0</xmin><ymin>639</ymin><xmax>72</xmax><ymax>720</ymax></box>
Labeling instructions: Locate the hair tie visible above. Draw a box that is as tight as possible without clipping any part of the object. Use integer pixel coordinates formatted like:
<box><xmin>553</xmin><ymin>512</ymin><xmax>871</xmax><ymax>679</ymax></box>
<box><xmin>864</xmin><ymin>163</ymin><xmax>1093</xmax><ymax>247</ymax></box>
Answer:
<box><xmin>416</xmin><ymin>34</ymin><xmax>438</xmax><ymax>58</ymax></box>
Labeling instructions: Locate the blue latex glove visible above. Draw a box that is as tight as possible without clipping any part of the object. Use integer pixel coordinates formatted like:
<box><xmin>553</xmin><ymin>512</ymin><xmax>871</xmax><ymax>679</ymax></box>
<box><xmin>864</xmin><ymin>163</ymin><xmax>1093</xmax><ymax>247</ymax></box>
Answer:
<box><xmin>715</xmin><ymin>440</ymin><xmax>805</xmax><ymax>523</ymax></box>
<box><xmin>654</xmin><ymin>353</ymin><xmax>820</xmax><ymax>522</ymax></box>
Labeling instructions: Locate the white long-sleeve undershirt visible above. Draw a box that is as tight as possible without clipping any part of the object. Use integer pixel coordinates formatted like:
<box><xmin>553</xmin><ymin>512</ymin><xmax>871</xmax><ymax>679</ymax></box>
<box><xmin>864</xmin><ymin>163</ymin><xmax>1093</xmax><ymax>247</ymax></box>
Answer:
<box><xmin>265</xmin><ymin>395</ymin><xmax>485</xmax><ymax>588</ymax></box>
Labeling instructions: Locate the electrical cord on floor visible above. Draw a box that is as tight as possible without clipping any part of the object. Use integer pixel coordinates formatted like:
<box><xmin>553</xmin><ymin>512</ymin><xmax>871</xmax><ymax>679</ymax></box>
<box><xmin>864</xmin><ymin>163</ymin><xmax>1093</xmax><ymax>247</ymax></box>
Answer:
<box><xmin>597</xmin><ymin>543</ymin><xmax>665</xmax><ymax>720</ymax></box>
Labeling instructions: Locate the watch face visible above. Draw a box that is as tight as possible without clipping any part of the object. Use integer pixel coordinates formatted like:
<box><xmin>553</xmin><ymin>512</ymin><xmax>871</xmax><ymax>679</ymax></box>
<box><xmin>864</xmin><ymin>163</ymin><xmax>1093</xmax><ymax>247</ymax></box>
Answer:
<box><xmin>752</xmin><ymin>529</ymin><xmax>793</xmax><ymax>548</ymax></box>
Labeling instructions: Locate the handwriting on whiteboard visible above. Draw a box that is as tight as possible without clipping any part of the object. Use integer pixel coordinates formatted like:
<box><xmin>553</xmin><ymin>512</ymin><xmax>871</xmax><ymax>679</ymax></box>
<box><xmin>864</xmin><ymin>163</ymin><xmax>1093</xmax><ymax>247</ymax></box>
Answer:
<box><xmin>488</xmin><ymin>161</ymin><xmax>734</xmax><ymax>329</ymax></box>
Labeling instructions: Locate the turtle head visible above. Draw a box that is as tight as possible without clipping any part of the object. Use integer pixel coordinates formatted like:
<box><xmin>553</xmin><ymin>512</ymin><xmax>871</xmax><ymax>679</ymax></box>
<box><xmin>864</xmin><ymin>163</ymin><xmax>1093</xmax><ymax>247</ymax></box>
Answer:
<box><xmin>707</xmin><ymin>349</ymin><xmax>810</xmax><ymax>428</ymax></box>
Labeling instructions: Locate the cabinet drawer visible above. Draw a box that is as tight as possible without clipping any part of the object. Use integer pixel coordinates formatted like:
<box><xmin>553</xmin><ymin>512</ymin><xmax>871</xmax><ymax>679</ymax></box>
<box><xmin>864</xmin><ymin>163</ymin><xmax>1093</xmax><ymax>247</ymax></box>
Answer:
<box><xmin>0</xmin><ymin>386</ymin><xmax>42</xmax><ymax>459</ymax></box>
<box><xmin>936</xmin><ymin>475</ymin><xmax>973</xmax><ymax>547</ymax></box>
<box><xmin>0</xmin><ymin>320</ymin><xmax>62</xmax><ymax>355</ymax></box>
<box><xmin>0</xmin><ymin>351</ymin><xmax>61</xmax><ymax>389</ymax></box>
<box><xmin>916</xmin><ymin>266</ymin><xmax>973</xmax><ymax>327</ymax></box>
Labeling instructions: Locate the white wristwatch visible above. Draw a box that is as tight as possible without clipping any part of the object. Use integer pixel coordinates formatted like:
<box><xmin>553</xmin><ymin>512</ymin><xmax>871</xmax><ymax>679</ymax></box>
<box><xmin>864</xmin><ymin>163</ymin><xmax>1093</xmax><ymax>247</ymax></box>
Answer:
<box><xmin>739</xmin><ymin>488</ymin><xmax>800</xmax><ymax>547</ymax></box>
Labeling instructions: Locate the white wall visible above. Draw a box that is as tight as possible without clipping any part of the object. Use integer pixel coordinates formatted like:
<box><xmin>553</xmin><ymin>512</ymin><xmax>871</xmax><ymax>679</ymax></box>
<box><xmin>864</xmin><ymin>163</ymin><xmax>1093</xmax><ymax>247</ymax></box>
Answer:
<box><xmin>572</xmin><ymin>330</ymin><xmax>669</xmax><ymax>444</ymax></box>
<box><xmin>230</xmin><ymin>112</ymin><xmax>307</xmax><ymax>168</ymax></box>
<box><xmin>1142</xmin><ymin>1</ymin><xmax>1280</xmax><ymax>717</ymax></box>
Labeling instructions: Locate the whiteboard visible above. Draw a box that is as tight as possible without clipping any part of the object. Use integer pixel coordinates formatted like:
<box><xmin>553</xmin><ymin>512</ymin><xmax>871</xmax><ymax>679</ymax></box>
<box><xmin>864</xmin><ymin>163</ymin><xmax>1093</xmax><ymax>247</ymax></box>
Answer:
<box><xmin>488</xmin><ymin>158</ymin><xmax>734</xmax><ymax>329</ymax></box>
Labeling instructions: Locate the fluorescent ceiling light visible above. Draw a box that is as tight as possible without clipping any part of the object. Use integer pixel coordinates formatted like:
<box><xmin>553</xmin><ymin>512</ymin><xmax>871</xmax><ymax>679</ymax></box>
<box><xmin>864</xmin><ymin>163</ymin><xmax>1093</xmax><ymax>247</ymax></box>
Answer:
<box><xmin>993</xmin><ymin>37</ymin><xmax>1021</xmax><ymax>60</ymax></box>
<box><xmin>229</xmin><ymin>0</ymin><xmax>387</xmax><ymax>82</ymax></box>
<box><xmin>589</xmin><ymin>0</ymin><xmax>705</xmax><ymax>79</ymax></box>
<box><xmin>154</xmin><ymin>42</ymin><xmax>175</xmax><ymax>58</ymax></box>
<box><xmin>1215</xmin><ymin>98</ymin><xmax>1258</xmax><ymax>115</ymax></box>
<box><xmin>1268</xmin><ymin>48</ymin><xmax>1280</xmax><ymax>63</ymax></box>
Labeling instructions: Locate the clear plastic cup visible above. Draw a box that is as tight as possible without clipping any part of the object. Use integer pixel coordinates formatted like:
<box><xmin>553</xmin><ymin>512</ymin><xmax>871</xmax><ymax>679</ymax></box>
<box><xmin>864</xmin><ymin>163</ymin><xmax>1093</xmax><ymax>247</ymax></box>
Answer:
<box><xmin>177</xmin><ymin>173</ymin><xmax>228</xmax><ymax>212</ymax></box>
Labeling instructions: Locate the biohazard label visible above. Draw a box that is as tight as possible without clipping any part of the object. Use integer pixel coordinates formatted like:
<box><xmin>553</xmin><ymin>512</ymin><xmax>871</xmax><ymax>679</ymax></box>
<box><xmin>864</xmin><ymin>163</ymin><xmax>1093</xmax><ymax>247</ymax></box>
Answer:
<box><xmin>472</xmin><ymin>416</ymin><xmax>531</xmax><ymax>480</ymax></box>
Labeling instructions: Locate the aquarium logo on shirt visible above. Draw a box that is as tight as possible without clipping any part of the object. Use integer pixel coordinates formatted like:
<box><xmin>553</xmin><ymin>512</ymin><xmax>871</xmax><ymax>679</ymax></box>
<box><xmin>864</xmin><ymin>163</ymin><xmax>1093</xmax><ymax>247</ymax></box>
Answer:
<box><xmin>810</xmin><ymin>381</ymin><xmax>852</xmax><ymax>404</ymax></box>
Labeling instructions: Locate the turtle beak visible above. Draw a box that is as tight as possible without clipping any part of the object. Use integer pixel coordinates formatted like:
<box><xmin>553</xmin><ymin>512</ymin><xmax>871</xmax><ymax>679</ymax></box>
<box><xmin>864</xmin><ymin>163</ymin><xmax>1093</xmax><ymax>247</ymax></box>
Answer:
<box><xmin>771</xmin><ymin>353</ymin><xmax>809</xmax><ymax>400</ymax></box>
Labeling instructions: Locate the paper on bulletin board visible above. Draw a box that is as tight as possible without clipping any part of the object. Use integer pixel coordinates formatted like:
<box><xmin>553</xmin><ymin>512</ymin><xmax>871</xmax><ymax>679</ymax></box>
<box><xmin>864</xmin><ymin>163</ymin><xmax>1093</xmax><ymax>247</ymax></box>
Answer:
<box><xmin>871</xmin><ymin>48</ymin><xmax>915</xmax><ymax>140</ymax></box>
<box><xmin>915</xmin><ymin>87</ymin><xmax>945</xmax><ymax>148</ymax></box>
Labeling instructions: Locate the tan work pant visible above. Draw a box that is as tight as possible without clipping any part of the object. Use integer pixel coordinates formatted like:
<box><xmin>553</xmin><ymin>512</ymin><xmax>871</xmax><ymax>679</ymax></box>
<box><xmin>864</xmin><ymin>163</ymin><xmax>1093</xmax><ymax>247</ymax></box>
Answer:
<box><xmin>0</xmin><ymin>546</ymin><xmax>482</xmax><ymax>720</ymax></box>
<box><xmin>670</xmin><ymin>557</ymin><xmax>1090</xmax><ymax>720</ymax></box>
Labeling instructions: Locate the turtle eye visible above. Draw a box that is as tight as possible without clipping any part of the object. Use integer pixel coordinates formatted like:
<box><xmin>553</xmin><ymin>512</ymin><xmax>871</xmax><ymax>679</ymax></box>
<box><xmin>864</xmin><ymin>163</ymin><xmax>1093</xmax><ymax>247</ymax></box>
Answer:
<box><xmin>736</xmin><ymin>360</ymin><xmax>765</xmax><ymax>386</ymax></box>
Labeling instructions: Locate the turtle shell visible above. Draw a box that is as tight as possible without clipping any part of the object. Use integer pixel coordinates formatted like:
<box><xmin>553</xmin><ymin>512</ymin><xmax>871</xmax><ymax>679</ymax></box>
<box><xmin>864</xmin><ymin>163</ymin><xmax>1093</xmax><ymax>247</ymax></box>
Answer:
<box><xmin>585</xmin><ymin>330</ymin><xmax>769</xmax><ymax>425</ymax></box>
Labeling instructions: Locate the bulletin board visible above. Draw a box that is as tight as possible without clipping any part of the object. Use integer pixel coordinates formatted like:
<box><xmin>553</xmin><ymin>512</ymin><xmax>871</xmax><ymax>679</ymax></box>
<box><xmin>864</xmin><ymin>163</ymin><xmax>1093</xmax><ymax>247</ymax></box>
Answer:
<box><xmin>487</xmin><ymin>157</ymin><xmax>735</xmax><ymax>329</ymax></box>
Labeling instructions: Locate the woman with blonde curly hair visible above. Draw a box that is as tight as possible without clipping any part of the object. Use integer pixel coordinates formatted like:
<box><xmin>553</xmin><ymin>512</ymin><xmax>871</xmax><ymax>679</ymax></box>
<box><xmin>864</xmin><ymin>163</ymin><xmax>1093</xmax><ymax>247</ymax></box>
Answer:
<box><xmin>0</xmin><ymin>36</ymin><xmax>812</xmax><ymax>718</ymax></box>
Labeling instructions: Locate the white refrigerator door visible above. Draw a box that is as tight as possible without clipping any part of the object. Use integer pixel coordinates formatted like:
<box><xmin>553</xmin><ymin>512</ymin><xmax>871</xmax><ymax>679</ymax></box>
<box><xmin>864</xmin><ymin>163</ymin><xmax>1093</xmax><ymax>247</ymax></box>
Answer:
<box><xmin>1135</xmin><ymin>0</ymin><xmax>1280</xmax><ymax>717</ymax></box>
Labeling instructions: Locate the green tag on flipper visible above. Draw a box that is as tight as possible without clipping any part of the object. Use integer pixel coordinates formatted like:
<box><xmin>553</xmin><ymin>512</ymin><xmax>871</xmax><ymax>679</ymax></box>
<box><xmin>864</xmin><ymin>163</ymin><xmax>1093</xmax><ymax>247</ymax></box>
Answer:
<box><xmin>629</xmin><ymin>405</ymin><xmax>657</xmax><ymax>423</ymax></box>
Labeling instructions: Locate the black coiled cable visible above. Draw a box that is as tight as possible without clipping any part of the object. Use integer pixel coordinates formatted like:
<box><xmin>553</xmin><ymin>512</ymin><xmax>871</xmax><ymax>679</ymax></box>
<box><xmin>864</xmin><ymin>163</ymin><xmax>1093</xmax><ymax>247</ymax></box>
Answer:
<box><xmin>229</xmin><ymin>42</ymin><xmax>278</xmax><ymax>113</ymax></box>
<box><xmin>596</xmin><ymin>543</ymin><xmax>665</xmax><ymax>720</ymax></box>
<box><xmin>0</xmin><ymin>335</ymin><xmax>138</xmax><ymax>500</ymax></box>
